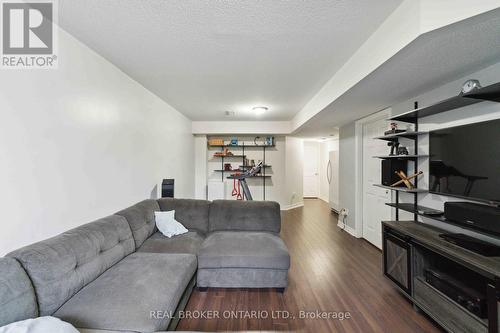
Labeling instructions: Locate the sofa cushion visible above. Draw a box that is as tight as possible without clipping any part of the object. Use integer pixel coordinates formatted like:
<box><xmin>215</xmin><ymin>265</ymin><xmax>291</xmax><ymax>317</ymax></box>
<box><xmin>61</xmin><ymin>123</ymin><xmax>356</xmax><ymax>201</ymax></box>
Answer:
<box><xmin>198</xmin><ymin>231</ymin><xmax>290</xmax><ymax>270</ymax></box>
<box><xmin>157</xmin><ymin>198</ymin><xmax>210</xmax><ymax>234</ymax></box>
<box><xmin>115</xmin><ymin>199</ymin><xmax>160</xmax><ymax>248</ymax></box>
<box><xmin>53</xmin><ymin>252</ymin><xmax>197</xmax><ymax>332</ymax></box>
<box><xmin>0</xmin><ymin>257</ymin><xmax>38</xmax><ymax>326</ymax></box>
<box><xmin>7</xmin><ymin>215</ymin><xmax>134</xmax><ymax>316</ymax></box>
<box><xmin>208</xmin><ymin>200</ymin><xmax>281</xmax><ymax>233</ymax></box>
<box><xmin>137</xmin><ymin>231</ymin><xmax>204</xmax><ymax>255</ymax></box>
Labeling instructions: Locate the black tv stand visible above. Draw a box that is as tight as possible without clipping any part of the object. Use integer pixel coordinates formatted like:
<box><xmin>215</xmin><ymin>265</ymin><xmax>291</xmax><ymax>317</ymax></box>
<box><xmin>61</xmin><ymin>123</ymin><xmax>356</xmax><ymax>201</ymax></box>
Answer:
<box><xmin>439</xmin><ymin>233</ymin><xmax>500</xmax><ymax>257</ymax></box>
<box><xmin>383</xmin><ymin>221</ymin><xmax>500</xmax><ymax>333</ymax></box>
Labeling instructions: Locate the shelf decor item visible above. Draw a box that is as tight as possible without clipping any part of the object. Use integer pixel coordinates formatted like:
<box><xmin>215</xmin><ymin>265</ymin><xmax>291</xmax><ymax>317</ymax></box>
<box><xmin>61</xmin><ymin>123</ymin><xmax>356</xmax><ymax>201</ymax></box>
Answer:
<box><xmin>213</xmin><ymin>148</ymin><xmax>234</xmax><ymax>157</ymax></box>
<box><xmin>209</xmin><ymin>138</ymin><xmax>224</xmax><ymax>146</ymax></box>
<box><xmin>229</xmin><ymin>138</ymin><xmax>238</xmax><ymax>146</ymax></box>
<box><xmin>387</xmin><ymin>139</ymin><xmax>400</xmax><ymax>156</ymax></box>
<box><xmin>384</xmin><ymin>122</ymin><xmax>406</xmax><ymax>136</ymax></box>
<box><xmin>391</xmin><ymin>170</ymin><xmax>423</xmax><ymax>189</ymax></box>
<box><xmin>461</xmin><ymin>79</ymin><xmax>482</xmax><ymax>94</ymax></box>
<box><xmin>397</xmin><ymin>146</ymin><xmax>409</xmax><ymax>155</ymax></box>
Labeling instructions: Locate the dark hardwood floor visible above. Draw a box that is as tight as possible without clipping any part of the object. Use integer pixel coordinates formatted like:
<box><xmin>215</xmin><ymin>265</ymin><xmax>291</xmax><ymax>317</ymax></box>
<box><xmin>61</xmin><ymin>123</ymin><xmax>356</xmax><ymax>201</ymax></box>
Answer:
<box><xmin>177</xmin><ymin>199</ymin><xmax>442</xmax><ymax>332</ymax></box>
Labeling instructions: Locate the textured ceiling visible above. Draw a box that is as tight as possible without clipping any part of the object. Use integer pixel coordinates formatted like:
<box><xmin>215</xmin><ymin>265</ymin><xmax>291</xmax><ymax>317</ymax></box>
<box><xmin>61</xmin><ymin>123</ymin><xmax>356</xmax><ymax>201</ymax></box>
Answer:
<box><xmin>59</xmin><ymin>0</ymin><xmax>402</xmax><ymax>120</ymax></box>
<box><xmin>295</xmin><ymin>7</ymin><xmax>500</xmax><ymax>137</ymax></box>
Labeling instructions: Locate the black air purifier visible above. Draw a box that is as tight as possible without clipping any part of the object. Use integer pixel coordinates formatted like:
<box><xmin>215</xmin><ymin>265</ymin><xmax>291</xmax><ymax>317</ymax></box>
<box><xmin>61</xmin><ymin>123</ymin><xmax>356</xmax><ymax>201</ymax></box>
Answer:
<box><xmin>381</xmin><ymin>159</ymin><xmax>407</xmax><ymax>186</ymax></box>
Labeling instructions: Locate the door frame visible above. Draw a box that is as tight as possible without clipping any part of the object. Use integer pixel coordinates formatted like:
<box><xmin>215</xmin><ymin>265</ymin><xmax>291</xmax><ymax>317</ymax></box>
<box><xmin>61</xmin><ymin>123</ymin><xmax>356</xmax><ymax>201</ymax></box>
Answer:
<box><xmin>353</xmin><ymin>108</ymin><xmax>392</xmax><ymax>238</ymax></box>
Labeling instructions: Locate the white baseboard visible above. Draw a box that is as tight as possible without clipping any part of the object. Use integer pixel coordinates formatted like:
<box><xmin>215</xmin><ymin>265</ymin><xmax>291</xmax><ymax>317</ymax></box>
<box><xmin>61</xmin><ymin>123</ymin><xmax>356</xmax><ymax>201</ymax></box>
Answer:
<box><xmin>337</xmin><ymin>221</ymin><xmax>360</xmax><ymax>238</ymax></box>
<box><xmin>281</xmin><ymin>201</ymin><xmax>304</xmax><ymax>211</ymax></box>
<box><xmin>318</xmin><ymin>196</ymin><xmax>329</xmax><ymax>204</ymax></box>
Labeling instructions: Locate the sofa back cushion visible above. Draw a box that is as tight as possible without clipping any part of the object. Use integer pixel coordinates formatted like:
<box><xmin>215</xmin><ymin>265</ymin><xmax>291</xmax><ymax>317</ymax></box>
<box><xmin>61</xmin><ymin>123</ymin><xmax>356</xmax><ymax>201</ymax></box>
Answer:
<box><xmin>115</xmin><ymin>199</ymin><xmax>160</xmax><ymax>248</ymax></box>
<box><xmin>157</xmin><ymin>198</ymin><xmax>210</xmax><ymax>235</ymax></box>
<box><xmin>209</xmin><ymin>200</ymin><xmax>281</xmax><ymax>233</ymax></box>
<box><xmin>7</xmin><ymin>215</ymin><xmax>134</xmax><ymax>316</ymax></box>
<box><xmin>0</xmin><ymin>257</ymin><xmax>38</xmax><ymax>326</ymax></box>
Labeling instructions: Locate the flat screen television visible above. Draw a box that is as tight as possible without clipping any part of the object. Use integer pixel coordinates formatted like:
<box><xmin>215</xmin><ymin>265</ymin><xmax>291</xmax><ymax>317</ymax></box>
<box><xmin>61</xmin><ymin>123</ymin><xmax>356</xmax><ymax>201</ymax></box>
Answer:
<box><xmin>429</xmin><ymin>118</ymin><xmax>500</xmax><ymax>205</ymax></box>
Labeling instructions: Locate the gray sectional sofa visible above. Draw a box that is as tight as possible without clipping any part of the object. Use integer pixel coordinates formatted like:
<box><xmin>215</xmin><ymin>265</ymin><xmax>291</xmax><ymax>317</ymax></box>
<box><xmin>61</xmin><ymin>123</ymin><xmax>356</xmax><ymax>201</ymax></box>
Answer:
<box><xmin>0</xmin><ymin>199</ymin><xmax>290</xmax><ymax>332</ymax></box>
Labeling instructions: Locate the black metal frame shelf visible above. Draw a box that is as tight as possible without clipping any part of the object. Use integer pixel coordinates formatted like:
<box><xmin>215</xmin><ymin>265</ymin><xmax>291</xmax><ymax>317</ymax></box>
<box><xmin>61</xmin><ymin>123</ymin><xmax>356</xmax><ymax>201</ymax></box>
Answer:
<box><xmin>463</xmin><ymin>82</ymin><xmax>500</xmax><ymax>102</ymax></box>
<box><xmin>388</xmin><ymin>82</ymin><xmax>500</xmax><ymax>123</ymax></box>
<box><xmin>210</xmin><ymin>139</ymin><xmax>272</xmax><ymax>200</ymax></box>
<box><xmin>213</xmin><ymin>169</ymin><xmax>271</xmax><ymax>178</ymax></box>
<box><xmin>373</xmin><ymin>154</ymin><xmax>428</xmax><ymax>160</ymax></box>
<box><xmin>388</xmin><ymin>97</ymin><xmax>479</xmax><ymax>122</ymax></box>
<box><xmin>373</xmin><ymin>131</ymin><xmax>427</xmax><ymax>141</ymax></box>
<box><xmin>208</xmin><ymin>144</ymin><xmax>275</xmax><ymax>148</ymax></box>
<box><xmin>375</xmin><ymin>101</ymin><xmax>421</xmax><ymax>220</ymax></box>
<box><xmin>374</xmin><ymin>184</ymin><xmax>428</xmax><ymax>193</ymax></box>
<box><xmin>212</xmin><ymin>155</ymin><xmax>246</xmax><ymax>158</ymax></box>
<box><xmin>377</xmin><ymin>80</ymin><xmax>500</xmax><ymax>223</ymax></box>
<box><xmin>240</xmin><ymin>165</ymin><xmax>271</xmax><ymax>169</ymax></box>
<box><xmin>385</xmin><ymin>202</ymin><xmax>499</xmax><ymax>238</ymax></box>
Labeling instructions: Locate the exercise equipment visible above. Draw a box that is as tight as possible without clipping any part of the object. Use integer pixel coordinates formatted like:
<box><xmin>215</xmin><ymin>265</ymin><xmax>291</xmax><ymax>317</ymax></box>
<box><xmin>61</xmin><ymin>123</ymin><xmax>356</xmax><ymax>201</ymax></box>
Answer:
<box><xmin>228</xmin><ymin>161</ymin><xmax>263</xmax><ymax>200</ymax></box>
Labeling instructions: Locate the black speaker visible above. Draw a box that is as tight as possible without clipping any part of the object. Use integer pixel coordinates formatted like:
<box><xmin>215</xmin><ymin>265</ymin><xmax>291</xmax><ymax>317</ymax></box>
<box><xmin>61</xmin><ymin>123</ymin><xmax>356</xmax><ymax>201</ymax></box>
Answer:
<box><xmin>161</xmin><ymin>179</ymin><xmax>174</xmax><ymax>198</ymax></box>
<box><xmin>381</xmin><ymin>159</ymin><xmax>407</xmax><ymax>186</ymax></box>
<box><xmin>444</xmin><ymin>202</ymin><xmax>500</xmax><ymax>236</ymax></box>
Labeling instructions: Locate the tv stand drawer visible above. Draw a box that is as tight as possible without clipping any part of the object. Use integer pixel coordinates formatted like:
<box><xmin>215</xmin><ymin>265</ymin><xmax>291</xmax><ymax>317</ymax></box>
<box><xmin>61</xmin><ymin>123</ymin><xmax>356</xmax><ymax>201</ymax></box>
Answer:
<box><xmin>414</xmin><ymin>277</ymin><xmax>487</xmax><ymax>333</ymax></box>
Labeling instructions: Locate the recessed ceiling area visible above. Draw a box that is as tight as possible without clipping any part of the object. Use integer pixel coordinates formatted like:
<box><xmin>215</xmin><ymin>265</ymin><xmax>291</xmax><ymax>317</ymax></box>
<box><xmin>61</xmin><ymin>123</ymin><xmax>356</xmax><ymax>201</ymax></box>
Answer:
<box><xmin>294</xmin><ymin>7</ymin><xmax>500</xmax><ymax>137</ymax></box>
<box><xmin>58</xmin><ymin>0</ymin><xmax>403</xmax><ymax>121</ymax></box>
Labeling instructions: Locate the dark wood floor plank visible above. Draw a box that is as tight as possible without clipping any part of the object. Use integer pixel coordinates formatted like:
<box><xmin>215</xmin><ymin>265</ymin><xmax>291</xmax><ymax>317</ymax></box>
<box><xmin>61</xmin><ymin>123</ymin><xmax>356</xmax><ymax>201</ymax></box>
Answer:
<box><xmin>177</xmin><ymin>199</ymin><xmax>442</xmax><ymax>332</ymax></box>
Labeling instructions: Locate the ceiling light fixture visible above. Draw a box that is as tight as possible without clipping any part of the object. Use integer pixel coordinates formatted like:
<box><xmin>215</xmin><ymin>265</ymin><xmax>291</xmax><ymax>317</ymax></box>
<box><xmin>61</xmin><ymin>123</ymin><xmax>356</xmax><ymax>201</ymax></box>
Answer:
<box><xmin>252</xmin><ymin>106</ymin><xmax>268</xmax><ymax>115</ymax></box>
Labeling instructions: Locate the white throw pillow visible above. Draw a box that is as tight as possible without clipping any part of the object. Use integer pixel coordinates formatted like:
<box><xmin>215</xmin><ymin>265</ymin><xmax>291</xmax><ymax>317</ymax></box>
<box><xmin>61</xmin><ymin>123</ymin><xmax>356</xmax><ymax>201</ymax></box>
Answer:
<box><xmin>154</xmin><ymin>210</ymin><xmax>188</xmax><ymax>238</ymax></box>
<box><xmin>0</xmin><ymin>316</ymin><xmax>79</xmax><ymax>333</ymax></box>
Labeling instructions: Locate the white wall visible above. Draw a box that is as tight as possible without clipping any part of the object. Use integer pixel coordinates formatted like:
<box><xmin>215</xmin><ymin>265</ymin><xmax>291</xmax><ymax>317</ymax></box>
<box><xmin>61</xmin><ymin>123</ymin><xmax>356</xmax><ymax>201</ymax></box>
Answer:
<box><xmin>194</xmin><ymin>135</ymin><xmax>208</xmax><ymax>199</ymax></box>
<box><xmin>192</xmin><ymin>121</ymin><xmax>292</xmax><ymax>135</ymax></box>
<box><xmin>285</xmin><ymin>137</ymin><xmax>304</xmax><ymax>209</ymax></box>
<box><xmin>338</xmin><ymin>123</ymin><xmax>357</xmax><ymax>230</ymax></box>
<box><xmin>0</xmin><ymin>28</ymin><xmax>194</xmax><ymax>255</ymax></box>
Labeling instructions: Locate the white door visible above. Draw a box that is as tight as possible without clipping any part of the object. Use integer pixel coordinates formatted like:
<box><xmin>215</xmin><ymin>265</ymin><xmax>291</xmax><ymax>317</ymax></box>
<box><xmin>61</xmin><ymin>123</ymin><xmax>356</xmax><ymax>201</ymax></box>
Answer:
<box><xmin>329</xmin><ymin>150</ymin><xmax>340</xmax><ymax>212</ymax></box>
<box><xmin>304</xmin><ymin>142</ymin><xmax>320</xmax><ymax>198</ymax></box>
<box><xmin>362</xmin><ymin>118</ymin><xmax>391</xmax><ymax>249</ymax></box>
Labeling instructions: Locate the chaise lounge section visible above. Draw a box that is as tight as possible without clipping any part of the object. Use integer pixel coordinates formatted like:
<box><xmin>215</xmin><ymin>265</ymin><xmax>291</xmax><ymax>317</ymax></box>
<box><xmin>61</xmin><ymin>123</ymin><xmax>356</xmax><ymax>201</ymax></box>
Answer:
<box><xmin>197</xmin><ymin>200</ymin><xmax>289</xmax><ymax>290</ymax></box>
<box><xmin>0</xmin><ymin>198</ymin><xmax>290</xmax><ymax>332</ymax></box>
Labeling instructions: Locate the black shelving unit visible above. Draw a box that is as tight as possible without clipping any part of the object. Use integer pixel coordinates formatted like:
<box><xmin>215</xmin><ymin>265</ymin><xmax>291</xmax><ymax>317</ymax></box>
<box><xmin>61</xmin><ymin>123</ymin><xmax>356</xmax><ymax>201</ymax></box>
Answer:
<box><xmin>389</xmin><ymin>81</ymin><xmax>500</xmax><ymax>123</ymax></box>
<box><xmin>376</xmin><ymin>80</ymin><xmax>500</xmax><ymax>222</ymax></box>
<box><xmin>208</xmin><ymin>140</ymin><xmax>275</xmax><ymax>200</ymax></box>
<box><xmin>374</xmin><ymin>184</ymin><xmax>427</xmax><ymax>193</ymax></box>
<box><xmin>373</xmin><ymin>154</ymin><xmax>428</xmax><ymax>160</ymax></box>
<box><xmin>374</xmin><ymin>101</ymin><xmax>421</xmax><ymax>220</ymax></box>
<box><xmin>463</xmin><ymin>82</ymin><xmax>500</xmax><ymax>102</ymax></box>
<box><xmin>373</xmin><ymin>131</ymin><xmax>427</xmax><ymax>141</ymax></box>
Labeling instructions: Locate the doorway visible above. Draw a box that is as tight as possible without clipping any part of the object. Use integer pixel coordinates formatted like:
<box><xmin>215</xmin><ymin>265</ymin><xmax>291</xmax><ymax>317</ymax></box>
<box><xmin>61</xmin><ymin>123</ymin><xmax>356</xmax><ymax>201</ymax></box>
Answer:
<box><xmin>303</xmin><ymin>141</ymin><xmax>320</xmax><ymax>198</ymax></box>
